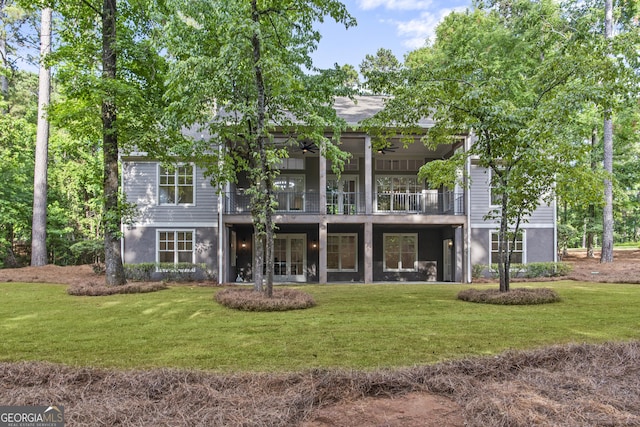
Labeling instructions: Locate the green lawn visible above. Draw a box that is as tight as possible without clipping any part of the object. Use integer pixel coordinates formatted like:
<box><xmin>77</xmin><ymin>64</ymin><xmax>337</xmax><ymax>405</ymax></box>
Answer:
<box><xmin>1</xmin><ymin>282</ymin><xmax>638</xmax><ymax>372</ymax></box>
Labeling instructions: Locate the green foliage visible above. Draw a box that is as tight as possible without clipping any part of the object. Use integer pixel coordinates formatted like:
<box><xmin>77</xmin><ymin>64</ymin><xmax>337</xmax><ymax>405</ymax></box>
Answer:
<box><xmin>69</xmin><ymin>239</ymin><xmax>104</xmax><ymax>265</ymax></box>
<box><xmin>523</xmin><ymin>262</ymin><xmax>572</xmax><ymax>278</ymax></box>
<box><xmin>123</xmin><ymin>262</ymin><xmax>215</xmax><ymax>282</ymax></box>
<box><xmin>485</xmin><ymin>262</ymin><xmax>572</xmax><ymax>279</ymax></box>
<box><xmin>362</xmin><ymin>0</ymin><xmax>633</xmax><ymax>290</ymax></box>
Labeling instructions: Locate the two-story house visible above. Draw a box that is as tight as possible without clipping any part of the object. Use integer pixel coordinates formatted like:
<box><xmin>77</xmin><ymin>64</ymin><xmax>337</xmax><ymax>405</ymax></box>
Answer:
<box><xmin>121</xmin><ymin>96</ymin><xmax>557</xmax><ymax>284</ymax></box>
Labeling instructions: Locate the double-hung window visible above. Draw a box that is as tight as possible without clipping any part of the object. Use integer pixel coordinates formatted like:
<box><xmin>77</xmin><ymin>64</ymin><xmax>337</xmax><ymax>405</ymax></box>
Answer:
<box><xmin>327</xmin><ymin>234</ymin><xmax>357</xmax><ymax>272</ymax></box>
<box><xmin>383</xmin><ymin>233</ymin><xmax>418</xmax><ymax>272</ymax></box>
<box><xmin>490</xmin><ymin>231</ymin><xmax>524</xmax><ymax>264</ymax></box>
<box><xmin>158</xmin><ymin>230</ymin><xmax>194</xmax><ymax>264</ymax></box>
<box><xmin>159</xmin><ymin>164</ymin><xmax>194</xmax><ymax>205</ymax></box>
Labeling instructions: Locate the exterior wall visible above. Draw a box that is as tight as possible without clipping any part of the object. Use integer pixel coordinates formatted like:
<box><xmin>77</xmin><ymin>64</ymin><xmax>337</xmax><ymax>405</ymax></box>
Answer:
<box><xmin>372</xmin><ymin>225</ymin><xmax>443</xmax><ymax>282</ymax></box>
<box><xmin>469</xmin><ymin>163</ymin><xmax>554</xmax><ymax>225</ymax></box>
<box><xmin>122</xmin><ymin>159</ymin><xmax>220</xmax><ymax>280</ymax></box>
<box><xmin>470</xmin><ymin>227</ymin><xmax>555</xmax><ymax>267</ymax></box>
<box><xmin>123</xmin><ymin>161</ymin><xmax>219</xmax><ymax>226</ymax></box>
<box><xmin>123</xmin><ymin>226</ymin><xmax>219</xmax><ymax>279</ymax></box>
<box><xmin>327</xmin><ymin>223</ymin><xmax>364</xmax><ymax>283</ymax></box>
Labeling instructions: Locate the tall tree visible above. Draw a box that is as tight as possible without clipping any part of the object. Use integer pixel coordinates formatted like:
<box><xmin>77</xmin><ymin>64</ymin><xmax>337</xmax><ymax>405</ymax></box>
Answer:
<box><xmin>42</xmin><ymin>0</ymin><xmax>172</xmax><ymax>283</ymax></box>
<box><xmin>162</xmin><ymin>0</ymin><xmax>355</xmax><ymax>296</ymax></box>
<box><xmin>30</xmin><ymin>6</ymin><xmax>51</xmax><ymax>266</ymax></box>
<box><xmin>600</xmin><ymin>0</ymin><xmax>614</xmax><ymax>263</ymax></box>
<box><xmin>0</xmin><ymin>0</ymin><xmax>7</xmax><ymax>100</ymax></box>
<box><xmin>364</xmin><ymin>0</ymin><xmax>596</xmax><ymax>292</ymax></box>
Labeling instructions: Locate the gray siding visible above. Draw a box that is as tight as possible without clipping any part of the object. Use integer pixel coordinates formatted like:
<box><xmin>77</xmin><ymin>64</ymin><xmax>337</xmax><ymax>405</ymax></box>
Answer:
<box><xmin>470</xmin><ymin>227</ymin><xmax>555</xmax><ymax>266</ymax></box>
<box><xmin>469</xmin><ymin>163</ymin><xmax>554</xmax><ymax>226</ymax></box>
<box><xmin>123</xmin><ymin>161</ymin><xmax>219</xmax><ymax>226</ymax></box>
<box><xmin>123</xmin><ymin>226</ymin><xmax>218</xmax><ymax>268</ymax></box>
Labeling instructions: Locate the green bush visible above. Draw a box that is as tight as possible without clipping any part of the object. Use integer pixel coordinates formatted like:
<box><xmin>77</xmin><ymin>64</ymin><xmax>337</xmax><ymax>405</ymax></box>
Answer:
<box><xmin>524</xmin><ymin>262</ymin><xmax>572</xmax><ymax>278</ymax></box>
<box><xmin>124</xmin><ymin>263</ymin><xmax>156</xmax><ymax>281</ymax></box>
<box><xmin>488</xmin><ymin>262</ymin><xmax>571</xmax><ymax>279</ymax></box>
<box><xmin>124</xmin><ymin>262</ymin><xmax>216</xmax><ymax>282</ymax></box>
<box><xmin>69</xmin><ymin>240</ymin><xmax>104</xmax><ymax>265</ymax></box>
<box><xmin>472</xmin><ymin>264</ymin><xmax>486</xmax><ymax>279</ymax></box>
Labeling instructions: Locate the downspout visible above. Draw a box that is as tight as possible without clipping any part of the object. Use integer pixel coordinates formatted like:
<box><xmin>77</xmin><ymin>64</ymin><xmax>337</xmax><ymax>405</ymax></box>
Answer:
<box><xmin>120</xmin><ymin>151</ymin><xmax>125</xmax><ymax>263</ymax></box>
<box><xmin>553</xmin><ymin>188</ymin><xmax>558</xmax><ymax>263</ymax></box>
<box><xmin>465</xmin><ymin>134</ymin><xmax>472</xmax><ymax>283</ymax></box>
<box><xmin>218</xmin><ymin>143</ymin><xmax>224</xmax><ymax>284</ymax></box>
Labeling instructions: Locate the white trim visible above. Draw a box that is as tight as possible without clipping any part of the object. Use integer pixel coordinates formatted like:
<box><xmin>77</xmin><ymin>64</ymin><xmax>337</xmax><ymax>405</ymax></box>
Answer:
<box><xmin>327</xmin><ymin>233</ymin><xmax>358</xmax><ymax>272</ymax></box>
<box><xmin>156</xmin><ymin>229</ymin><xmax>196</xmax><ymax>265</ymax></box>
<box><xmin>489</xmin><ymin>230</ymin><xmax>526</xmax><ymax>265</ymax></box>
<box><xmin>471</xmin><ymin>223</ymin><xmax>554</xmax><ymax>229</ymax></box>
<box><xmin>130</xmin><ymin>222</ymin><xmax>218</xmax><ymax>228</ymax></box>
<box><xmin>383</xmin><ymin>233</ymin><xmax>418</xmax><ymax>272</ymax></box>
<box><xmin>273</xmin><ymin>234</ymin><xmax>307</xmax><ymax>282</ymax></box>
<box><xmin>157</xmin><ymin>163</ymin><xmax>196</xmax><ymax>206</ymax></box>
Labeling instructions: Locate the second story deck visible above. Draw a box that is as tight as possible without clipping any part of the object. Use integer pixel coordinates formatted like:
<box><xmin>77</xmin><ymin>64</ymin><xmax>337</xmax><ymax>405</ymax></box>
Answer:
<box><xmin>224</xmin><ymin>190</ymin><xmax>464</xmax><ymax>216</ymax></box>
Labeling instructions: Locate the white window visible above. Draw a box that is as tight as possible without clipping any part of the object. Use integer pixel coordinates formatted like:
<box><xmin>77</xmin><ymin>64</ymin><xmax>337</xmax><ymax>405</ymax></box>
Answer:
<box><xmin>327</xmin><ymin>176</ymin><xmax>358</xmax><ymax>214</ymax></box>
<box><xmin>327</xmin><ymin>234</ymin><xmax>358</xmax><ymax>272</ymax></box>
<box><xmin>274</xmin><ymin>175</ymin><xmax>305</xmax><ymax>211</ymax></box>
<box><xmin>158</xmin><ymin>230</ymin><xmax>195</xmax><ymax>264</ymax></box>
<box><xmin>159</xmin><ymin>164</ymin><xmax>194</xmax><ymax>205</ymax></box>
<box><xmin>376</xmin><ymin>176</ymin><xmax>423</xmax><ymax>212</ymax></box>
<box><xmin>490</xmin><ymin>231</ymin><xmax>525</xmax><ymax>264</ymax></box>
<box><xmin>383</xmin><ymin>233</ymin><xmax>418</xmax><ymax>272</ymax></box>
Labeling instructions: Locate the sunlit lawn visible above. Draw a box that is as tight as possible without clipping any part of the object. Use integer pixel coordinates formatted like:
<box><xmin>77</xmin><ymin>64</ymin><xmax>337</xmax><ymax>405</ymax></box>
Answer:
<box><xmin>1</xmin><ymin>281</ymin><xmax>638</xmax><ymax>372</ymax></box>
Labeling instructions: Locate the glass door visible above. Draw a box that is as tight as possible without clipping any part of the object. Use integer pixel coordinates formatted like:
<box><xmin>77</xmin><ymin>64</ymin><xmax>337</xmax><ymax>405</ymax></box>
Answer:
<box><xmin>273</xmin><ymin>234</ymin><xmax>307</xmax><ymax>282</ymax></box>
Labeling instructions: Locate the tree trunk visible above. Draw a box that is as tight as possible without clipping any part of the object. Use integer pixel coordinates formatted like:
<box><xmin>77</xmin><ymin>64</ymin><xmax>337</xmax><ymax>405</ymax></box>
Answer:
<box><xmin>0</xmin><ymin>0</ymin><xmax>7</xmax><ymax>105</ymax></box>
<box><xmin>601</xmin><ymin>0</ymin><xmax>614</xmax><ymax>263</ymax></box>
<box><xmin>498</xmin><ymin>192</ymin><xmax>510</xmax><ymax>292</ymax></box>
<box><xmin>264</xmin><ymin>178</ymin><xmax>274</xmax><ymax>298</ymax></box>
<box><xmin>31</xmin><ymin>7</ymin><xmax>52</xmax><ymax>267</ymax></box>
<box><xmin>102</xmin><ymin>0</ymin><xmax>126</xmax><ymax>285</ymax></box>
<box><xmin>253</xmin><ymin>228</ymin><xmax>263</xmax><ymax>292</ymax></box>
<box><xmin>250</xmin><ymin>0</ymin><xmax>276</xmax><ymax>296</ymax></box>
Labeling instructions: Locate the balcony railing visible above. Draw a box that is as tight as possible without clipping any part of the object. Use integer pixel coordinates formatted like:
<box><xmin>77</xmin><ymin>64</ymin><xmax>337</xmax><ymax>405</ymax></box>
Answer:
<box><xmin>376</xmin><ymin>191</ymin><xmax>464</xmax><ymax>215</ymax></box>
<box><xmin>224</xmin><ymin>191</ymin><xmax>464</xmax><ymax>215</ymax></box>
<box><xmin>225</xmin><ymin>191</ymin><xmax>321</xmax><ymax>214</ymax></box>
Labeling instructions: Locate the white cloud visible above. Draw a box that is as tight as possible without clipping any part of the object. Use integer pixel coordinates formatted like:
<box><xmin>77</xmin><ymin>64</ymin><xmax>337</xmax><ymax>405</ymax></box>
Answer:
<box><xmin>357</xmin><ymin>0</ymin><xmax>434</xmax><ymax>11</ymax></box>
<box><xmin>391</xmin><ymin>7</ymin><xmax>467</xmax><ymax>49</ymax></box>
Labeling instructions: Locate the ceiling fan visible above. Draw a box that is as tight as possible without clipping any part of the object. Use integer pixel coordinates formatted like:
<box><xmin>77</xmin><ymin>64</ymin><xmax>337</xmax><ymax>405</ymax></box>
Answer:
<box><xmin>376</xmin><ymin>144</ymin><xmax>398</xmax><ymax>155</ymax></box>
<box><xmin>298</xmin><ymin>141</ymin><xmax>318</xmax><ymax>154</ymax></box>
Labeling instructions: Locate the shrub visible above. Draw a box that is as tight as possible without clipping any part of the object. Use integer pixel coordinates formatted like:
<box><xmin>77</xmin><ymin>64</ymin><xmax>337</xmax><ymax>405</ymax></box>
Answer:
<box><xmin>457</xmin><ymin>287</ymin><xmax>561</xmax><ymax>305</ymax></box>
<box><xmin>524</xmin><ymin>262</ymin><xmax>572</xmax><ymax>278</ymax></box>
<box><xmin>124</xmin><ymin>263</ymin><xmax>156</xmax><ymax>281</ymax></box>
<box><xmin>69</xmin><ymin>240</ymin><xmax>104</xmax><ymax>265</ymax></box>
<box><xmin>488</xmin><ymin>262</ymin><xmax>572</xmax><ymax>279</ymax></box>
<box><xmin>471</xmin><ymin>264</ymin><xmax>486</xmax><ymax>279</ymax></box>
<box><xmin>123</xmin><ymin>263</ymin><xmax>216</xmax><ymax>282</ymax></box>
<box><xmin>215</xmin><ymin>287</ymin><xmax>316</xmax><ymax>312</ymax></box>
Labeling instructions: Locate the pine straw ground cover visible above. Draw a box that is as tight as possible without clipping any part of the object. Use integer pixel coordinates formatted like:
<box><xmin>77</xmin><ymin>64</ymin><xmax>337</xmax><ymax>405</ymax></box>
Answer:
<box><xmin>215</xmin><ymin>287</ymin><xmax>316</xmax><ymax>311</ymax></box>
<box><xmin>1</xmin><ymin>341</ymin><xmax>638</xmax><ymax>426</ymax></box>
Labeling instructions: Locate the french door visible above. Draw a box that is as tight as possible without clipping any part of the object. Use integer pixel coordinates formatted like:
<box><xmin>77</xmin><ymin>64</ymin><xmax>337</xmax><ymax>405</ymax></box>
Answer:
<box><xmin>273</xmin><ymin>234</ymin><xmax>306</xmax><ymax>282</ymax></box>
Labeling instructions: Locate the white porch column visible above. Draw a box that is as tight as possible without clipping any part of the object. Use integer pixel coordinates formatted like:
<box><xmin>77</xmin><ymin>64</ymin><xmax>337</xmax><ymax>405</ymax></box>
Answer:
<box><xmin>319</xmin><ymin>152</ymin><xmax>327</xmax><ymax>214</ymax></box>
<box><xmin>319</xmin><ymin>221</ymin><xmax>327</xmax><ymax>284</ymax></box>
<box><xmin>364</xmin><ymin>135</ymin><xmax>373</xmax><ymax>214</ymax></box>
<box><xmin>364</xmin><ymin>221</ymin><xmax>373</xmax><ymax>283</ymax></box>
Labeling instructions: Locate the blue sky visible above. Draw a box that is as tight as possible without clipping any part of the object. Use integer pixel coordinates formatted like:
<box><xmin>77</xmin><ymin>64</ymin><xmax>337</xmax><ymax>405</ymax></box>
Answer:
<box><xmin>312</xmin><ymin>0</ymin><xmax>472</xmax><ymax>70</ymax></box>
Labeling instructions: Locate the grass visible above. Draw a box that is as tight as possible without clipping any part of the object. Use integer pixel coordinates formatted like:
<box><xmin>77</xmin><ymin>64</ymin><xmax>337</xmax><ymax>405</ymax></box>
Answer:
<box><xmin>1</xmin><ymin>282</ymin><xmax>639</xmax><ymax>372</ymax></box>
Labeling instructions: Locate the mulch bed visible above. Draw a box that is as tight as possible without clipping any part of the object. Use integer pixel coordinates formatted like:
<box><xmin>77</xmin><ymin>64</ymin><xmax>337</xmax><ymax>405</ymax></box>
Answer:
<box><xmin>1</xmin><ymin>341</ymin><xmax>638</xmax><ymax>426</ymax></box>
